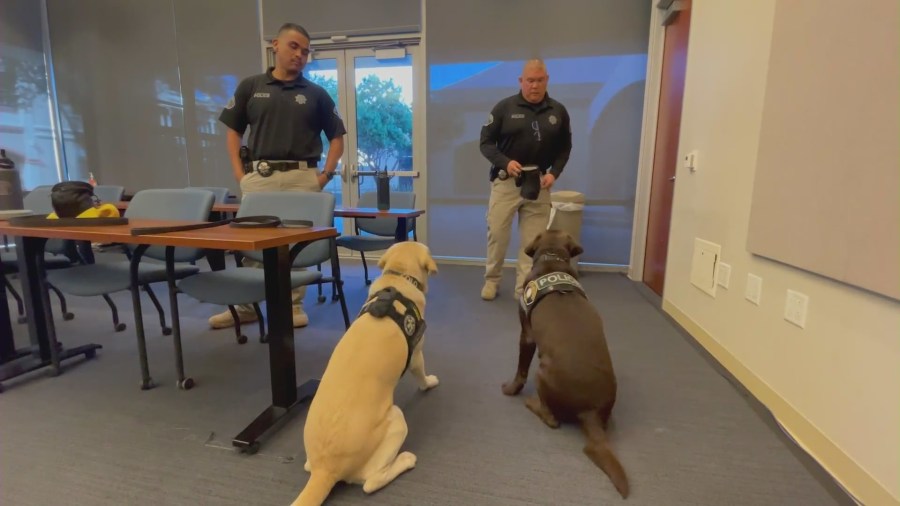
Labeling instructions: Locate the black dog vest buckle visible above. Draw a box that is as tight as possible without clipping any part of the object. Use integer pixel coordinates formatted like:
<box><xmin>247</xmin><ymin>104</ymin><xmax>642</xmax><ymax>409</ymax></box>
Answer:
<box><xmin>520</xmin><ymin>271</ymin><xmax>586</xmax><ymax>320</ymax></box>
<box><xmin>358</xmin><ymin>287</ymin><xmax>426</xmax><ymax>375</ymax></box>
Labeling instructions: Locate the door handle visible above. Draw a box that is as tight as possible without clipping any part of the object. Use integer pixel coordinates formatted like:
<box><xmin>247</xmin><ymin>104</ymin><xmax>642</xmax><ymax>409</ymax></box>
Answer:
<box><xmin>668</xmin><ymin>176</ymin><xmax>676</xmax><ymax>182</ymax></box>
<box><xmin>351</xmin><ymin>168</ymin><xmax>420</xmax><ymax>180</ymax></box>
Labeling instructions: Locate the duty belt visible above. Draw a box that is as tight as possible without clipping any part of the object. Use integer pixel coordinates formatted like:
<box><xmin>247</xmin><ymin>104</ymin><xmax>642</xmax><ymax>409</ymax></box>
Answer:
<box><xmin>519</xmin><ymin>270</ymin><xmax>587</xmax><ymax>321</ymax></box>
<box><xmin>358</xmin><ymin>286</ymin><xmax>426</xmax><ymax>375</ymax></box>
<box><xmin>253</xmin><ymin>159</ymin><xmax>318</xmax><ymax>177</ymax></box>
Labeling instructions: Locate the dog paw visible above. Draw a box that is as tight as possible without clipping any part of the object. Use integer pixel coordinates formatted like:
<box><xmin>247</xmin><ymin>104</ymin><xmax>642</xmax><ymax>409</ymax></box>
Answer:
<box><xmin>396</xmin><ymin>451</ymin><xmax>417</xmax><ymax>470</ymax></box>
<box><xmin>502</xmin><ymin>379</ymin><xmax>524</xmax><ymax>396</ymax></box>
<box><xmin>419</xmin><ymin>375</ymin><xmax>439</xmax><ymax>391</ymax></box>
<box><xmin>304</xmin><ymin>459</ymin><xmax>311</xmax><ymax>472</ymax></box>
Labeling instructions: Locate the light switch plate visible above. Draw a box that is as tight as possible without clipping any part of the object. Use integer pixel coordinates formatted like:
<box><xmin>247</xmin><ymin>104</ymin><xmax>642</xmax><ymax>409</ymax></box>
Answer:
<box><xmin>716</xmin><ymin>262</ymin><xmax>732</xmax><ymax>289</ymax></box>
<box><xmin>745</xmin><ymin>274</ymin><xmax>762</xmax><ymax>305</ymax></box>
<box><xmin>784</xmin><ymin>289</ymin><xmax>809</xmax><ymax>328</ymax></box>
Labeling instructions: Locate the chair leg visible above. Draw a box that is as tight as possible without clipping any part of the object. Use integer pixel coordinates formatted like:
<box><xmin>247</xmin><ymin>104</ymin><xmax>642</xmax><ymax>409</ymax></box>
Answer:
<box><xmin>102</xmin><ymin>294</ymin><xmax>127</xmax><ymax>332</ymax></box>
<box><xmin>143</xmin><ymin>284</ymin><xmax>172</xmax><ymax>335</ymax></box>
<box><xmin>316</xmin><ymin>264</ymin><xmax>325</xmax><ymax>303</ymax></box>
<box><xmin>47</xmin><ymin>282</ymin><xmax>74</xmax><ymax>321</ymax></box>
<box><xmin>330</xmin><ymin>240</ymin><xmax>351</xmax><ymax>329</ymax></box>
<box><xmin>3</xmin><ymin>276</ymin><xmax>26</xmax><ymax>324</ymax></box>
<box><xmin>253</xmin><ymin>303</ymin><xmax>267</xmax><ymax>343</ymax></box>
<box><xmin>361</xmin><ymin>251</ymin><xmax>372</xmax><ymax>285</ymax></box>
<box><xmin>227</xmin><ymin>306</ymin><xmax>248</xmax><ymax>345</ymax></box>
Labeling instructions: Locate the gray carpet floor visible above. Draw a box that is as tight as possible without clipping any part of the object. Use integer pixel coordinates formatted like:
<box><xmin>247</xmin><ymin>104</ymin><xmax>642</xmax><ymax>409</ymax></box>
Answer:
<box><xmin>0</xmin><ymin>259</ymin><xmax>854</xmax><ymax>505</ymax></box>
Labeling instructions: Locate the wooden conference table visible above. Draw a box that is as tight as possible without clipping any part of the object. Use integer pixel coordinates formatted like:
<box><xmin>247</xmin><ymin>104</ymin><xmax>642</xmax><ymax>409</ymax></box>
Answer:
<box><xmin>114</xmin><ymin>201</ymin><xmax>425</xmax><ymax>243</ymax></box>
<box><xmin>0</xmin><ymin>217</ymin><xmax>336</xmax><ymax>453</ymax></box>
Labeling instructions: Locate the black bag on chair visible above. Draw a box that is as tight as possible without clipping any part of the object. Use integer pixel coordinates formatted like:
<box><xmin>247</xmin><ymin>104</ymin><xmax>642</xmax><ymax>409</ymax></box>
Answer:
<box><xmin>50</xmin><ymin>181</ymin><xmax>97</xmax><ymax>218</ymax></box>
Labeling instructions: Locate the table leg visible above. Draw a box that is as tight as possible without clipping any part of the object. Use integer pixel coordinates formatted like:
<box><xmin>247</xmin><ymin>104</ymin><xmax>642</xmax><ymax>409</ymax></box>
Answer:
<box><xmin>0</xmin><ymin>236</ymin><xmax>102</xmax><ymax>391</ymax></box>
<box><xmin>394</xmin><ymin>217</ymin><xmax>409</xmax><ymax>243</ymax></box>
<box><xmin>0</xmin><ymin>256</ymin><xmax>16</xmax><ymax>362</ymax></box>
<box><xmin>232</xmin><ymin>243</ymin><xmax>319</xmax><ymax>453</ymax></box>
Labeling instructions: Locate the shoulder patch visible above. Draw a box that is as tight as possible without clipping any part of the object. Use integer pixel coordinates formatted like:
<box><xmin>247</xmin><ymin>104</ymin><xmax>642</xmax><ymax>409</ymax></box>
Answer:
<box><xmin>484</xmin><ymin>113</ymin><xmax>494</xmax><ymax>126</ymax></box>
<box><xmin>225</xmin><ymin>96</ymin><xmax>235</xmax><ymax>110</ymax></box>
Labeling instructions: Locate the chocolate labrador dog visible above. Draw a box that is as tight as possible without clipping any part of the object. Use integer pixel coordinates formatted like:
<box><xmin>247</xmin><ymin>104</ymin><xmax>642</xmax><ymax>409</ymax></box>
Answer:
<box><xmin>502</xmin><ymin>230</ymin><xmax>629</xmax><ymax>498</ymax></box>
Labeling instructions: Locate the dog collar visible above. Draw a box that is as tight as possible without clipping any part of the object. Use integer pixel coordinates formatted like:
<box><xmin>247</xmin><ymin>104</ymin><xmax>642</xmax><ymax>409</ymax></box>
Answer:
<box><xmin>520</xmin><ymin>271</ymin><xmax>586</xmax><ymax>320</ymax></box>
<box><xmin>383</xmin><ymin>269</ymin><xmax>424</xmax><ymax>292</ymax></box>
<box><xmin>536</xmin><ymin>252</ymin><xmax>570</xmax><ymax>264</ymax></box>
<box><xmin>358</xmin><ymin>287</ymin><xmax>426</xmax><ymax>376</ymax></box>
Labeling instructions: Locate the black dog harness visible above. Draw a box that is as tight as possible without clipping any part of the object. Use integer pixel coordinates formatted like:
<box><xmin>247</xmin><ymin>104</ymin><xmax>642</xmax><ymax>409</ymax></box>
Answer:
<box><xmin>519</xmin><ymin>270</ymin><xmax>587</xmax><ymax>321</ymax></box>
<box><xmin>357</xmin><ymin>272</ymin><xmax>426</xmax><ymax>375</ymax></box>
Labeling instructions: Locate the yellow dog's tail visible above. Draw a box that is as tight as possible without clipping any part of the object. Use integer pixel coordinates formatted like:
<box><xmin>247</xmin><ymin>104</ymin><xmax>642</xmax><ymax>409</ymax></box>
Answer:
<box><xmin>292</xmin><ymin>471</ymin><xmax>338</xmax><ymax>506</ymax></box>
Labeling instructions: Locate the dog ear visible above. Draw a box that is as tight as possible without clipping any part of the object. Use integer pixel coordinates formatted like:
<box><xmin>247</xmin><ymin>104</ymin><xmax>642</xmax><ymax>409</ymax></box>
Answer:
<box><xmin>377</xmin><ymin>247</ymin><xmax>393</xmax><ymax>269</ymax></box>
<box><xmin>424</xmin><ymin>255</ymin><xmax>438</xmax><ymax>276</ymax></box>
<box><xmin>566</xmin><ymin>235</ymin><xmax>584</xmax><ymax>258</ymax></box>
<box><xmin>524</xmin><ymin>232</ymin><xmax>543</xmax><ymax>258</ymax></box>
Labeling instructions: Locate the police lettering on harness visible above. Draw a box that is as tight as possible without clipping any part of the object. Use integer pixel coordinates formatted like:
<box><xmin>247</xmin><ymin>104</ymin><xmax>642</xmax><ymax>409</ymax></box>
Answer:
<box><xmin>520</xmin><ymin>271</ymin><xmax>586</xmax><ymax>319</ymax></box>
<box><xmin>358</xmin><ymin>286</ymin><xmax>426</xmax><ymax>375</ymax></box>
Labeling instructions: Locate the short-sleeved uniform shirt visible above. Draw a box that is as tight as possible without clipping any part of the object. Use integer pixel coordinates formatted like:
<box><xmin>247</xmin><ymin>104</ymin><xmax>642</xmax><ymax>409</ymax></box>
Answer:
<box><xmin>479</xmin><ymin>92</ymin><xmax>572</xmax><ymax>181</ymax></box>
<box><xmin>219</xmin><ymin>67</ymin><xmax>346</xmax><ymax>164</ymax></box>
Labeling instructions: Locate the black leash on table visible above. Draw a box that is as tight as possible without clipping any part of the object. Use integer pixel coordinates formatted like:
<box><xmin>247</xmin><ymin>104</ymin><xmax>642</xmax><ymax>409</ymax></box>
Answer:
<box><xmin>130</xmin><ymin>215</ymin><xmax>313</xmax><ymax>236</ymax></box>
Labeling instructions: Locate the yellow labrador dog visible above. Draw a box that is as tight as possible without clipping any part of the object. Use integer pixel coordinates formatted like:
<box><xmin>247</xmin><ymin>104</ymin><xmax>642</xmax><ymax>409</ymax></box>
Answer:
<box><xmin>292</xmin><ymin>241</ymin><xmax>439</xmax><ymax>506</ymax></box>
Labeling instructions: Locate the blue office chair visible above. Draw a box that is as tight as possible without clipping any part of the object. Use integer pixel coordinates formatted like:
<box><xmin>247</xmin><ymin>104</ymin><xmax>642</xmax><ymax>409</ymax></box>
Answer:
<box><xmin>177</xmin><ymin>191</ymin><xmax>350</xmax><ymax>346</ymax></box>
<box><xmin>92</xmin><ymin>184</ymin><xmax>125</xmax><ymax>204</ymax></box>
<box><xmin>335</xmin><ymin>191</ymin><xmax>416</xmax><ymax>285</ymax></box>
<box><xmin>185</xmin><ymin>186</ymin><xmax>230</xmax><ymax>204</ymax></box>
<box><xmin>4</xmin><ymin>186</ymin><xmax>83</xmax><ymax>322</ymax></box>
<box><xmin>47</xmin><ymin>189</ymin><xmax>214</xmax><ymax>336</ymax></box>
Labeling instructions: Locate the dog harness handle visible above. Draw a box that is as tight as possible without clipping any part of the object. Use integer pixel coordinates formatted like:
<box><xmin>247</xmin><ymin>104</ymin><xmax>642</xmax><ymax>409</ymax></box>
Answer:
<box><xmin>358</xmin><ymin>287</ymin><xmax>426</xmax><ymax>375</ymax></box>
<box><xmin>520</xmin><ymin>271</ymin><xmax>587</xmax><ymax>320</ymax></box>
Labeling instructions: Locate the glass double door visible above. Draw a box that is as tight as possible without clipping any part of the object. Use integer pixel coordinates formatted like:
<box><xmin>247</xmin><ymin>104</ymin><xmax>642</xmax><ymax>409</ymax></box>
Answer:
<box><xmin>303</xmin><ymin>46</ymin><xmax>424</xmax><ymax>239</ymax></box>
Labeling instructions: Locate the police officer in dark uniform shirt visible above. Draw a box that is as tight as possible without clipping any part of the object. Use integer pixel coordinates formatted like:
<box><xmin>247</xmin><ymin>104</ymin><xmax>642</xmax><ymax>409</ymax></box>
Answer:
<box><xmin>479</xmin><ymin>59</ymin><xmax>572</xmax><ymax>301</ymax></box>
<box><xmin>209</xmin><ymin>22</ymin><xmax>346</xmax><ymax>330</ymax></box>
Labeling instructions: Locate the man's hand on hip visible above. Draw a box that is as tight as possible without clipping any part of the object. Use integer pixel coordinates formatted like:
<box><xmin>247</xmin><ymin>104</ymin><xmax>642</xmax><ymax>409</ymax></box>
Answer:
<box><xmin>541</xmin><ymin>173</ymin><xmax>556</xmax><ymax>189</ymax></box>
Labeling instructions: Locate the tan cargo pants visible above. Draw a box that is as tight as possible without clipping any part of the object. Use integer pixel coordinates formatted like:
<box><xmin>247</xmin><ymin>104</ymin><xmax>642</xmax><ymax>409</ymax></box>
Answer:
<box><xmin>485</xmin><ymin>177</ymin><xmax>551</xmax><ymax>295</ymax></box>
<box><xmin>236</xmin><ymin>168</ymin><xmax>322</xmax><ymax>312</ymax></box>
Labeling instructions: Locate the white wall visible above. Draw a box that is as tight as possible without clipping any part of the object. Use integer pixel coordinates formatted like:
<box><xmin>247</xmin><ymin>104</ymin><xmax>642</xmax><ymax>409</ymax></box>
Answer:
<box><xmin>663</xmin><ymin>1</ymin><xmax>900</xmax><ymax>504</ymax></box>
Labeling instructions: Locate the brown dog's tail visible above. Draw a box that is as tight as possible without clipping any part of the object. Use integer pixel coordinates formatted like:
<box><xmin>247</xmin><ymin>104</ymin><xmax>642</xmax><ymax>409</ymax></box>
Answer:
<box><xmin>578</xmin><ymin>410</ymin><xmax>629</xmax><ymax>499</ymax></box>
<box><xmin>292</xmin><ymin>470</ymin><xmax>338</xmax><ymax>506</ymax></box>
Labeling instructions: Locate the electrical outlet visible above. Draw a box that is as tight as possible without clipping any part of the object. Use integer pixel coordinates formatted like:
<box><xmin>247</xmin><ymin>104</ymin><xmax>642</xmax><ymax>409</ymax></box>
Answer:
<box><xmin>784</xmin><ymin>290</ymin><xmax>809</xmax><ymax>328</ymax></box>
<box><xmin>716</xmin><ymin>262</ymin><xmax>732</xmax><ymax>289</ymax></box>
<box><xmin>745</xmin><ymin>274</ymin><xmax>762</xmax><ymax>305</ymax></box>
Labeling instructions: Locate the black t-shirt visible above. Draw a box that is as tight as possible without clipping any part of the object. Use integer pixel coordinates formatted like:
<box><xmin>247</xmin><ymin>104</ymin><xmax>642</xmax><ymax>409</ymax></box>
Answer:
<box><xmin>219</xmin><ymin>67</ymin><xmax>347</xmax><ymax>162</ymax></box>
<box><xmin>479</xmin><ymin>92</ymin><xmax>572</xmax><ymax>181</ymax></box>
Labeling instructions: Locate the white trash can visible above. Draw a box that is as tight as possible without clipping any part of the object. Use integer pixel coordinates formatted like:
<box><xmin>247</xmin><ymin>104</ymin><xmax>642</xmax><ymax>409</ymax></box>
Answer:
<box><xmin>547</xmin><ymin>191</ymin><xmax>585</xmax><ymax>273</ymax></box>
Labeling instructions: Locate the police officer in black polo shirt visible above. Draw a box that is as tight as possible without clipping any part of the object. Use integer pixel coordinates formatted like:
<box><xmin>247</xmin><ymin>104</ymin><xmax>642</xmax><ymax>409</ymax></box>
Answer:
<box><xmin>210</xmin><ymin>22</ymin><xmax>346</xmax><ymax>330</ymax></box>
<box><xmin>479</xmin><ymin>59</ymin><xmax>572</xmax><ymax>301</ymax></box>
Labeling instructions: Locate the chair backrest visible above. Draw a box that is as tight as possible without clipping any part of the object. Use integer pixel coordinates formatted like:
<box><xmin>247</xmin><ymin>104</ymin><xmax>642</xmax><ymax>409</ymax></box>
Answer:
<box><xmin>237</xmin><ymin>191</ymin><xmax>335</xmax><ymax>268</ymax></box>
<box><xmin>127</xmin><ymin>189</ymin><xmax>215</xmax><ymax>263</ymax></box>
<box><xmin>92</xmin><ymin>185</ymin><xmax>125</xmax><ymax>203</ymax></box>
<box><xmin>23</xmin><ymin>186</ymin><xmax>54</xmax><ymax>214</ymax></box>
<box><xmin>355</xmin><ymin>191</ymin><xmax>416</xmax><ymax>237</ymax></box>
<box><xmin>186</xmin><ymin>186</ymin><xmax>230</xmax><ymax>204</ymax></box>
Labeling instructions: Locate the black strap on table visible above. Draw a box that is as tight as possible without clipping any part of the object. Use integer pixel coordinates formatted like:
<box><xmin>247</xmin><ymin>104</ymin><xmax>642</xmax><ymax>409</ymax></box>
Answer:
<box><xmin>129</xmin><ymin>215</ymin><xmax>313</xmax><ymax>236</ymax></box>
<box><xmin>7</xmin><ymin>215</ymin><xmax>129</xmax><ymax>227</ymax></box>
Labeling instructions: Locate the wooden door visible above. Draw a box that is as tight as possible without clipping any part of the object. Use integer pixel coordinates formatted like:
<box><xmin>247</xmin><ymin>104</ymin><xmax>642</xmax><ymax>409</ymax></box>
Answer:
<box><xmin>643</xmin><ymin>0</ymin><xmax>692</xmax><ymax>296</ymax></box>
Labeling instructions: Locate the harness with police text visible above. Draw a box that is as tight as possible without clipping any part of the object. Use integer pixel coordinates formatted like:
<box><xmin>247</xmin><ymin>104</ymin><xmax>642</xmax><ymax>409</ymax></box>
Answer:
<box><xmin>357</xmin><ymin>271</ymin><xmax>426</xmax><ymax>375</ymax></box>
<box><xmin>519</xmin><ymin>262</ymin><xmax>586</xmax><ymax>321</ymax></box>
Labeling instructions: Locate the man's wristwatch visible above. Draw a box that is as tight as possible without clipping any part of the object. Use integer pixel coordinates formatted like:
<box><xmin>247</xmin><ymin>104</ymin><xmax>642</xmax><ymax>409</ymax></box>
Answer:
<box><xmin>324</xmin><ymin>170</ymin><xmax>336</xmax><ymax>181</ymax></box>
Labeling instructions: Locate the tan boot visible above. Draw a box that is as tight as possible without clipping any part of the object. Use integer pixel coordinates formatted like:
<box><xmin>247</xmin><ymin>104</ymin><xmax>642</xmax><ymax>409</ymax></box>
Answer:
<box><xmin>208</xmin><ymin>307</ymin><xmax>258</xmax><ymax>329</ymax></box>
<box><xmin>292</xmin><ymin>305</ymin><xmax>309</xmax><ymax>328</ymax></box>
<box><xmin>481</xmin><ymin>282</ymin><xmax>498</xmax><ymax>301</ymax></box>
